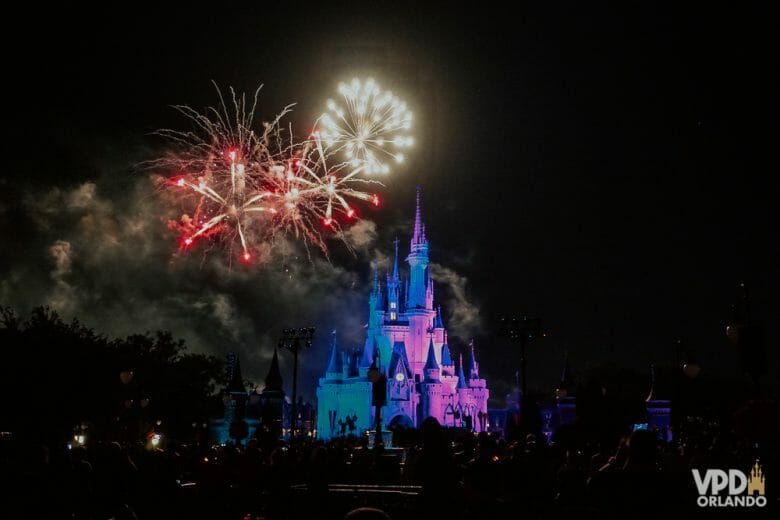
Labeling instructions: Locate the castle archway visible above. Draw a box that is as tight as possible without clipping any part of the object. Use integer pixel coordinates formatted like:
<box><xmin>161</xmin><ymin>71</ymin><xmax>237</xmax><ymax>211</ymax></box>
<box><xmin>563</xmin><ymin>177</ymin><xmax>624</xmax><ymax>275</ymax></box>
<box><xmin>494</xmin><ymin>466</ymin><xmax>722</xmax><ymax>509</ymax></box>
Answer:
<box><xmin>387</xmin><ymin>414</ymin><xmax>414</xmax><ymax>430</ymax></box>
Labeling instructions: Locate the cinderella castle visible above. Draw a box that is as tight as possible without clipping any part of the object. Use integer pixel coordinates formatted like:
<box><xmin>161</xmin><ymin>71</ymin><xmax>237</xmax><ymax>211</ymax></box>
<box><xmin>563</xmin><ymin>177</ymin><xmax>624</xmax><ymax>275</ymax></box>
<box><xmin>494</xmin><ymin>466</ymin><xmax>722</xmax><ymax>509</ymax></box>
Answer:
<box><xmin>317</xmin><ymin>189</ymin><xmax>490</xmax><ymax>440</ymax></box>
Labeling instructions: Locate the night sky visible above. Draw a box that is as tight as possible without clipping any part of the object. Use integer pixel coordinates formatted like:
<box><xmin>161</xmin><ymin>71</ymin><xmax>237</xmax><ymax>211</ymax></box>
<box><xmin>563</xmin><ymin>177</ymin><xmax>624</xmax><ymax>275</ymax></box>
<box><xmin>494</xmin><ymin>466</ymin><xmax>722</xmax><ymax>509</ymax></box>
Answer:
<box><xmin>2</xmin><ymin>3</ymin><xmax>776</xmax><ymax>402</ymax></box>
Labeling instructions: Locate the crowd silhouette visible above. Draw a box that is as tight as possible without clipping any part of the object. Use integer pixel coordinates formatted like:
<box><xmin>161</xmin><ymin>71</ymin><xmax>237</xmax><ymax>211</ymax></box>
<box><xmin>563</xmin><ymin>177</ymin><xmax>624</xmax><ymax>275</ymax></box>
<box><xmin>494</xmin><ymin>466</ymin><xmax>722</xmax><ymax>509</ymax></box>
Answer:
<box><xmin>2</xmin><ymin>413</ymin><xmax>775</xmax><ymax>519</ymax></box>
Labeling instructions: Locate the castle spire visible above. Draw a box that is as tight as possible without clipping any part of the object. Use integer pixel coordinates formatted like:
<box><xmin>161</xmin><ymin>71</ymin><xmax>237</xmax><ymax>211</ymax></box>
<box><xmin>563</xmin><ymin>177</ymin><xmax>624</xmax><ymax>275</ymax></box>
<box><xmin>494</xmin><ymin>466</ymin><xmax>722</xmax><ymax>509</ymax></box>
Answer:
<box><xmin>645</xmin><ymin>362</ymin><xmax>655</xmax><ymax>402</ymax></box>
<box><xmin>407</xmin><ymin>187</ymin><xmax>430</xmax><ymax>308</ymax></box>
<box><xmin>468</xmin><ymin>339</ymin><xmax>479</xmax><ymax>379</ymax></box>
<box><xmin>424</xmin><ymin>336</ymin><xmax>439</xmax><ymax>371</ymax></box>
<box><xmin>560</xmin><ymin>351</ymin><xmax>572</xmax><ymax>389</ymax></box>
<box><xmin>392</xmin><ymin>237</ymin><xmax>400</xmax><ymax>279</ymax></box>
<box><xmin>326</xmin><ymin>331</ymin><xmax>343</xmax><ymax>376</ymax></box>
<box><xmin>434</xmin><ymin>306</ymin><xmax>444</xmax><ymax>328</ymax></box>
<box><xmin>264</xmin><ymin>348</ymin><xmax>283</xmax><ymax>391</ymax></box>
<box><xmin>412</xmin><ymin>185</ymin><xmax>425</xmax><ymax>246</ymax></box>
<box><xmin>441</xmin><ymin>331</ymin><xmax>453</xmax><ymax>366</ymax></box>
<box><xmin>457</xmin><ymin>353</ymin><xmax>469</xmax><ymax>389</ymax></box>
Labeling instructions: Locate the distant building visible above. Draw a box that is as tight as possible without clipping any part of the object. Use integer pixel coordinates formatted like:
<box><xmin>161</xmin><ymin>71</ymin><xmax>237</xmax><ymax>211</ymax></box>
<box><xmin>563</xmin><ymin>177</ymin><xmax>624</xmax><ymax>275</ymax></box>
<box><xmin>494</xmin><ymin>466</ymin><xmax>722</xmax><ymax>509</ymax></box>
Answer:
<box><xmin>317</xmin><ymin>189</ymin><xmax>490</xmax><ymax>440</ymax></box>
<box><xmin>211</xmin><ymin>349</ymin><xmax>287</xmax><ymax>444</ymax></box>
<box><xmin>536</xmin><ymin>359</ymin><xmax>672</xmax><ymax>442</ymax></box>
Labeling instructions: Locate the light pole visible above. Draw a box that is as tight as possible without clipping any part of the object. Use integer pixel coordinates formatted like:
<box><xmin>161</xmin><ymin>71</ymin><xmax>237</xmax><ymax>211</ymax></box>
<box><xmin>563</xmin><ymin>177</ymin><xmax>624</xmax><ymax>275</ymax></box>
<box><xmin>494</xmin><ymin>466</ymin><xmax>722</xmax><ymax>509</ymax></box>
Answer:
<box><xmin>367</xmin><ymin>360</ymin><xmax>387</xmax><ymax>450</ymax></box>
<box><xmin>499</xmin><ymin>316</ymin><xmax>545</xmax><ymax>399</ymax></box>
<box><xmin>278</xmin><ymin>327</ymin><xmax>315</xmax><ymax>442</ymax></box>
<box><xmin>726</xmin><ymin>283</ymin><xmax>766</xmax><ymax>394</ymax></box>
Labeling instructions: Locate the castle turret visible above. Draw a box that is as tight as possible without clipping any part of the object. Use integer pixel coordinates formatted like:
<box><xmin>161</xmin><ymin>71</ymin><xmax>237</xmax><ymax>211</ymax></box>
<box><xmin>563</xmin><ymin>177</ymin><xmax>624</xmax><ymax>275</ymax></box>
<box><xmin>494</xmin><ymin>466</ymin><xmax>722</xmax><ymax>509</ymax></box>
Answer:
<box><xmin>260</xmin><ymin>349</ymin><xmax>285</xmax><ymax>439</ymax></box>
<box><xmin>420</xmin><ymin>335</ymin><xmax>443</xmax><ymax>424</ymax></box>
<box><xmin>468</xmin><ymin>339</ymin><xmax>480</xmax><ymax>379</ymax></box>
<box><xmin>423</xmin><ymin>336</ymin><xmax>440</xmax><ymax>382</ymax></box>
<box><xmin>215</xmin><ymin>352</ymin><xmax>249</xmax><ymax>444</ymax></box>
<box><xmin>457</xmin><ymin>354</ymin><xmax>469</xmax><ymax>390</ymax></box>
<box><xmin>326</xmin><ymin>332</ymin><xmax>343</xmax><ymax>380</ymax></box>
<box><xmin>264</xmin><ymin>348</ymin><xmax>283</xmax><ymax>391</ymax></box>
<box><xmin>434</xmin><ymin>306</ymin><xmax>444</xmax><ymax>329</ymax></box>
<box><xmin>440</xmin><ymin>332</ymin><xmax>454</xmax><ymax>375</ymax></box>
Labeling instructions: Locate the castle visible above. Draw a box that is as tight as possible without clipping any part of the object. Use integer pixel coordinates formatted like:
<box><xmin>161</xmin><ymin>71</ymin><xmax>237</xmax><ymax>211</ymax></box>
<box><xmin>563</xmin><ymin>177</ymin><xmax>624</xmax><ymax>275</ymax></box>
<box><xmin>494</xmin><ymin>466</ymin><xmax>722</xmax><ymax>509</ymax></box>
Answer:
<box><xmin>317</xmin><ymin>189</ymin><xmax>490</xmax><ymax>440</ymax></box>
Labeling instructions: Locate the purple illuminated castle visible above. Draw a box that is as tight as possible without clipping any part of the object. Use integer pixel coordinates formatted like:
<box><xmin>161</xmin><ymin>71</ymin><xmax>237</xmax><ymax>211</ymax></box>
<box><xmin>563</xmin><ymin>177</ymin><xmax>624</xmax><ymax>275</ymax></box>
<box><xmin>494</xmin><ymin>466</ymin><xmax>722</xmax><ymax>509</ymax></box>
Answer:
<box><xmin>317</xmin><ymin>189</ymin><xmax>489</xmax><ymax>439</ymax></box>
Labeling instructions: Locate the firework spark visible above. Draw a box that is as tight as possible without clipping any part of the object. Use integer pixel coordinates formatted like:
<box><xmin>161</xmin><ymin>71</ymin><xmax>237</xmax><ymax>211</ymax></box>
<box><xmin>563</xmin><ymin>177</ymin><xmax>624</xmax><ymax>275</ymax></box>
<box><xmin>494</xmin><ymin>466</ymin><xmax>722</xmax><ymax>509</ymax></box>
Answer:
<box><xmin>319</xmin><ymin>78</ymin><xmax>413</xmax><ymax>175</ymax></box>
<box><xmin>152</xmin><ymin>85</ymin><xmax>287</xmax><ymax>263</ymax></box>
<box><xmin>151</xmin><ymin>80</ymin><xmax>410</xmax><ymax>264</ymax></box>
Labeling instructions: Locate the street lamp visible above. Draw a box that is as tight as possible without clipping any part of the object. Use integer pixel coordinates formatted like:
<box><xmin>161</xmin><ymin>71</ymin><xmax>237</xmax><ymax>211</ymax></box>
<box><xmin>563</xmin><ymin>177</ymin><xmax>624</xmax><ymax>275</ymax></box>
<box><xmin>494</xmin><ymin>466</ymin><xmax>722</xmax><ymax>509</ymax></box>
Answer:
<box><xmin>499</xmin><ymin>316</ymin><xmax>545</xmax><ymax>398</ymax></box>
<box><xmin>726</xmin><ymin>283</ymin><xmax>766</xmax><ymax>393</ymax></box>
<box><xmin>278</xmin><ymin>327</ymin><xmax>315</xmax><ymax>441</ymax></box>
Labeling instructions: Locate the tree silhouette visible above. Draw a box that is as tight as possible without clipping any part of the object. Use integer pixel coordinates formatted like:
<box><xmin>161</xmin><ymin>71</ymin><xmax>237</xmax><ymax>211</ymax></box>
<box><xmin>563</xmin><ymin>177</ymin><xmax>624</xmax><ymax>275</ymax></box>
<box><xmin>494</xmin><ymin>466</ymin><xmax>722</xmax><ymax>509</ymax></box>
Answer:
<box><xmin>0</xmin><ymin>306</ymin><xmax>222</xmax><ymax>446</ymax></box>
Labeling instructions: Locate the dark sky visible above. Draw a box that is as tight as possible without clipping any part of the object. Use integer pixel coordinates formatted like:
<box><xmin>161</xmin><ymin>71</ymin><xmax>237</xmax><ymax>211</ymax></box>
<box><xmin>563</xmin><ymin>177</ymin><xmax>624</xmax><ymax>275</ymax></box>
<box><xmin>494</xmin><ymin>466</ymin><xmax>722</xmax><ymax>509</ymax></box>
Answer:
<box><xmin>2</xmin><ymin>3</ymin><xmax>776</xmax><ymax>402</ymax></box>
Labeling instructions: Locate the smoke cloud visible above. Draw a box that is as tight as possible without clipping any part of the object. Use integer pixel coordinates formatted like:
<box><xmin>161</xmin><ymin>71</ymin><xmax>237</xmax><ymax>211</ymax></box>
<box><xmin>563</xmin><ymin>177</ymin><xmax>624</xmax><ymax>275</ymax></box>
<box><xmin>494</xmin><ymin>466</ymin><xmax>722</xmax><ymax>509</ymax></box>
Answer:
<box><xmin>1</xmin><ymin>176</ymin><xmax>480</xmax><ymax>400</ymax></box>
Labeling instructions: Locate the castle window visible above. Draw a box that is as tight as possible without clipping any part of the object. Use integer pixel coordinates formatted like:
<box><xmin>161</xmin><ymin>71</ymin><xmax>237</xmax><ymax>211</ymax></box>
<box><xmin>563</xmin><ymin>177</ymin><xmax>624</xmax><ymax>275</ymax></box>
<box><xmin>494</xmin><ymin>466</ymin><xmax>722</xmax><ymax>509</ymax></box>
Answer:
<box><xmin>390</xmin><ymin>302</ymin><xmax>396</xmax><ymax>309</ymax></box>
<box><xmin>390</xmin><ymin>312</ymin><xmax>397</xmax><ymax>320</ymax></box>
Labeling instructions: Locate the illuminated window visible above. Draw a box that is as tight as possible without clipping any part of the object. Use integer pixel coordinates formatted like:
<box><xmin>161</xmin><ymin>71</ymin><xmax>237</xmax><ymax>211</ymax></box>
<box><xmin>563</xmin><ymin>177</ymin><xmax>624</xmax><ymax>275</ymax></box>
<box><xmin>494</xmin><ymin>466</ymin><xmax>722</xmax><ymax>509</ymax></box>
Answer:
<box><xmin>390</xmin><ymin>302</ymin><xmax>396</xmax><ymax>309</ymax></box>
<box><xmin>390</xmin><ymin>312</ymin><xmax>397</xmax><ymax>320</ymax></box>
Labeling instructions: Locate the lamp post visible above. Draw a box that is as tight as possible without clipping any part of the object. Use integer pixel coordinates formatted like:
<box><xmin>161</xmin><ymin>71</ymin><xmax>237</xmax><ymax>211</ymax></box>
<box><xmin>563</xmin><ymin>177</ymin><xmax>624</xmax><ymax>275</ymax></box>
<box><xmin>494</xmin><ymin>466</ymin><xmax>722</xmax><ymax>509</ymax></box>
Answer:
<box><xmin>672</xmin><ymin>339</ymin><xmax>702</xmax><ymax>434</ymax></box>
<box><xmin>367</xmin><ymin>361</ymin><xmax>387</xmax><ymax>450</ymax></box>
<box><xmin>499</xmin><ymin>316</ymin><xmax>545</xmax><ymax>399</ymax></box>
<box><xmin>726</xmin><ymin>283</ymin><xmax>766</xmax><ymax>394</ymax></box>
<box><xmin>278</xmin><ymin>327</ymin><xmax>315</xmax><ymax>442</ymax></box>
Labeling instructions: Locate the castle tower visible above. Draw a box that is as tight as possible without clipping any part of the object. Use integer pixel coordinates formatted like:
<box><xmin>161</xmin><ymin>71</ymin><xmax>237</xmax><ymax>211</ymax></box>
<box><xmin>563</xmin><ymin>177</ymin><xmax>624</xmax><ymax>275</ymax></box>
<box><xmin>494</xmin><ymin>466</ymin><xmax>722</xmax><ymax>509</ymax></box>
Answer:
<box><xmin>423</xmin><ymin>336</ymin><xmax>440</xmax><ymax>382</ymax></box>
<box><xmin>405</xmin><ymin>187</ymin><xmax>437</xmax><ymax>376</ymax></box>
<box><xmin>420</xmin><ymin>336</ymin><xmax>443</xmax><ymax>423</ymax></box>
<box><xmin>260</xmin><ymin>348</ymin><xmax>285</xmax><ymax>438</ymax></box>
<box><xmin>211</xmin><ymin>352</ymin><xmax>251</xmax><ymax>444</ymax></box>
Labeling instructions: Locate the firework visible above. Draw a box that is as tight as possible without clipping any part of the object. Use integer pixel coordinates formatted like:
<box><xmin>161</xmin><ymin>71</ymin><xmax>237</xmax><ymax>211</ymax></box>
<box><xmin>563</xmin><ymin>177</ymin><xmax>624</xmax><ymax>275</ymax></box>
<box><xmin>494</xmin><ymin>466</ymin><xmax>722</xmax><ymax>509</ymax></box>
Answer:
<box><xmin>152</xmin><ymin>85</ymin><xmax>287</xmax><ymax>263</ymax></box>
<box><xmin>319</xmin><ymin>78</ymin><xmax>413</xmax><ymax>175</ymax></box>
<box><xmin>151</xmin><ymin>80</ymin><xmax>409</xmax><ymax>264</ymax></box>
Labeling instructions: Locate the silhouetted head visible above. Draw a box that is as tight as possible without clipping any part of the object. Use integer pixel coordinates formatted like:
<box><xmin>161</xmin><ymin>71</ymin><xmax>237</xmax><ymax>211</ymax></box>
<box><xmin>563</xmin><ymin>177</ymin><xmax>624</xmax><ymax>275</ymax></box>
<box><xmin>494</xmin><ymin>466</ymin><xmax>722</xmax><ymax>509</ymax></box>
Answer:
<box><xmin>344</xmin><ymin>507</ymin><xmax>392</xmax><ymax>520</ymax></box>
<box><xmin>626</xmin><ymin>429</ymin><xmax>657</xmax><ymax>467</ymax></box>
<box><xmin>420</xmin><ymin>416</ymin><xmax>443</xmax><ymax>449</ymax></box>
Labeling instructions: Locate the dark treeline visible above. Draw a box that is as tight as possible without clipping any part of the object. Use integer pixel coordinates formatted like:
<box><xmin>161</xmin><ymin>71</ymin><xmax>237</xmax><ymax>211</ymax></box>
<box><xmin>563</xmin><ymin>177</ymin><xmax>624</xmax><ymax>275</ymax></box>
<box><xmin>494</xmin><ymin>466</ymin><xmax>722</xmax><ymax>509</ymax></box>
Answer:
<box><xmin>0</xmin><ymin>306</ymin><xmax>223</xmax><ymax>446</ymax></box>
